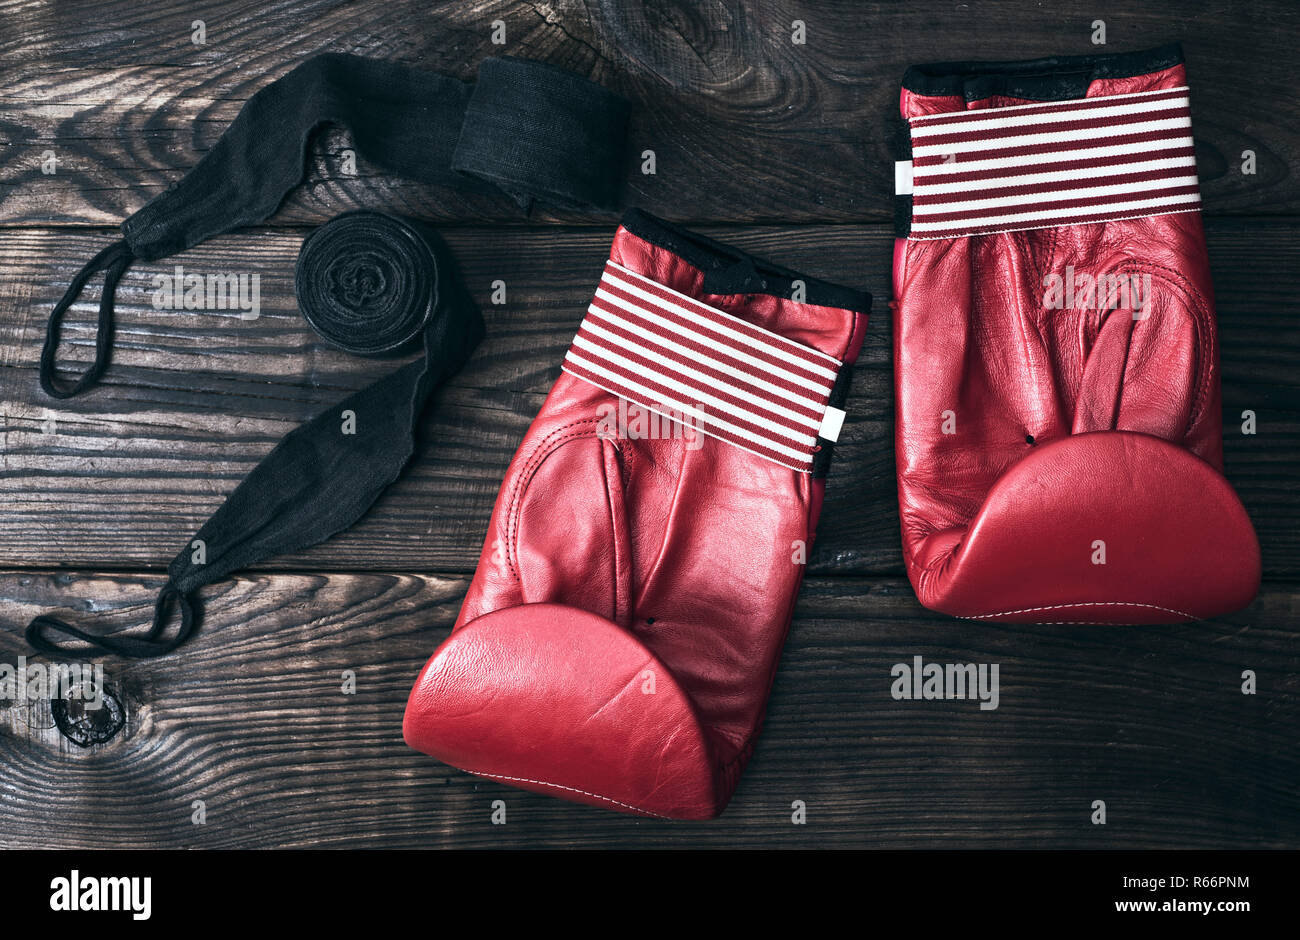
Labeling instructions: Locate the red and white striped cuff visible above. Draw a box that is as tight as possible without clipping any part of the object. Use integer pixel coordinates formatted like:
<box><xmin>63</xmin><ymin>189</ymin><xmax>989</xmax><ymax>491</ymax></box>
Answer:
<box><xmin>562</xmin><ymin>260</ymin><xmax>847</xmax><ymax>473</ymax></box>
<box><xmin>899</xmin><ymin>86</ymin><xmax>1201</xmax><ymax>240</ymax></box>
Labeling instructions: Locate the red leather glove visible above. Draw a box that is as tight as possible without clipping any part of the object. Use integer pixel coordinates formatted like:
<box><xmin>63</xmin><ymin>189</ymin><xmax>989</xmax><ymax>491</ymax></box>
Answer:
<box><xmin>892</xmin><ymin>44</ymin><xmax>1259</xmax><ymax>623</ymax></box>
<box><xmin>404</xmin><ymin>209</ymin><xmax>869</xmax><ymax>818</ymax></box>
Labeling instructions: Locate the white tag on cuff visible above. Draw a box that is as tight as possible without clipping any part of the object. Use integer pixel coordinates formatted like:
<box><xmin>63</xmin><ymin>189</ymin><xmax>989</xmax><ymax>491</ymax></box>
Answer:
<box><xmin>894</xmin><ymin>160</ymin><xmax>913</xmax><ymax>196</ymax></box>
<box><xmin>818</xmin><ymin>406</ymin><xmax>846</xmax><ymax>443</ymax></box>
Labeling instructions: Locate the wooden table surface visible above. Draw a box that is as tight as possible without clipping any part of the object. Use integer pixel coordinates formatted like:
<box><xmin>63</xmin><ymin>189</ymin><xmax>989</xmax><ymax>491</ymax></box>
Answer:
<box><xmin>0</xmin><ymin>1</ymin><xmax>1296</xmax><ymax>849</ymax></box>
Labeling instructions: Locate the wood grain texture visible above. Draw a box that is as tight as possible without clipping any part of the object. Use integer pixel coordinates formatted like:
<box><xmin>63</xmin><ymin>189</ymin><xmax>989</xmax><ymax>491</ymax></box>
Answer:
<box><xmin>1</xmin><ymin>571</ymin><xmax>1296</xmax><ymax>849</ymax></box>
<box><xmin>0</xmin><ymin>0</ymin><xmax>1296</xmax><ymax>851</ymax></box>
<box><xmin>0</xmin><ymin>222</ymin><xmax>895</xmax><ymax>575</ymax></box>
<box><xmin>0</xmin><ymin>1</ymin><xmax>1296</xmax><ymax>226</ymax></box>
<box><xmin>0</xmin><ymin>221</ymin><xmax>1294</xmax><ymax>577</ymax></box>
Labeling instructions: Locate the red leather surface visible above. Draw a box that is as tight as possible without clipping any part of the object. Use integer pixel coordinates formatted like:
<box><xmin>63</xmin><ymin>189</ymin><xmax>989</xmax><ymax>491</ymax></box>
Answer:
<box><xmin>404</xmin><ymin>604</ymin><xmax>718</xmax><ymax>818</ymax></box>
<box><xmin>405</xmin><ymin>221</ymin><xmax>867</xmax><ymax>818</ymax></box>
<box><xmin>894</xmin><ymin>62</ymin><xmax>1260</xmax><ymax>622</ymax></box>
<box><xmin>908</xmin><ymin>432</ymin><xmax>1260</xmax><ymax>622</ymax></box>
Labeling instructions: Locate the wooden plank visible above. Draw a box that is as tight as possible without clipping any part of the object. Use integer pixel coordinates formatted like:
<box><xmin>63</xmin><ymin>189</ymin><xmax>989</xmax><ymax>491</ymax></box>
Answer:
<box><xmin>1</xmin><ymin>571</ymin><xmax>1295</xmax><ymax>848</ymax></box>
<box><xmin>0</xmin><ymin>1</ymin><xmax>1296</xmax><ymax>226</ymax></box>
<box><xmin>0</xmin><ymin>222</ymin><xmax>893</xmax><ymax>575</ymax></box>
<box><xmin>0</xmin><ymin>221</ymin><xmax>1294</xmax><ymax>576</ymax></box>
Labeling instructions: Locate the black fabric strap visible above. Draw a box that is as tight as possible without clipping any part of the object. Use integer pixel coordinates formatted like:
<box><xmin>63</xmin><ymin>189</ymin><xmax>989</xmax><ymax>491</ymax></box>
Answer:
<box><xmin>27</xmin><ymin>211</ymin><xmax>483</xmax><ymax>658</ymax></box>
<box><xmin>40</xmin><ymin>53</ymin><xmax>629</xmax><ymax>396</ymax></box>
<box><xmin>811</xmin><ymin>363</ymin><xmax>855</xmax><ymax>480</ymax></box>
<box><xmin>28</xmin><ymin>584</ymin><xmax>196</xmax><ymax>659</ymax></box>
<box><xmin>451</xmin><ymin>57</ymin><xmax>629</xmax><ymax>212</ymax></box>
<box><xmin>40</xmin><ymin>239</ymin><xmax>134</xmax><ymax>399</ymax></box>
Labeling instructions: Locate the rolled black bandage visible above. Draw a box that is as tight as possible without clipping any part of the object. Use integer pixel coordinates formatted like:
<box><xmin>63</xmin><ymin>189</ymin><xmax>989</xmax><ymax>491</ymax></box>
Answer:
<box><xmin>296</xmin><ymin>212</ymin><xmax>442</xmax><ymax>356</ymax></box>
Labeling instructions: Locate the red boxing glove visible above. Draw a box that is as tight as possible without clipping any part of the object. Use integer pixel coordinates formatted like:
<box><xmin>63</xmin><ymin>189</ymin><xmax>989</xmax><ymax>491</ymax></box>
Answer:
<box><xmin>404</xmin><ymin>210</ymin><xmax>869</xmax><ymax>818</ymax></box>
<box><xmin>892</xmin><ymin>44</ymin><xmax>1259</xmax><ymax>623</ymax></box>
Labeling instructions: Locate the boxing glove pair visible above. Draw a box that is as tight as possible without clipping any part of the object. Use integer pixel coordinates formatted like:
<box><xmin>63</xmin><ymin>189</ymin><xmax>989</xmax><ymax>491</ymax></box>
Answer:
<box><xmin>406</xmin><ymin>44</ymin><xmax>1259</xmax><ymax>818</ymax></box>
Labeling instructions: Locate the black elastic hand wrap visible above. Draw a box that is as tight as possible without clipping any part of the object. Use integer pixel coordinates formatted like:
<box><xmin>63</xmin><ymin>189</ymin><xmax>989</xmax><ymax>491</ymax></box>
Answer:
<box><xmin>28</xmin><ymin>51</ymin><xmax>629</xmax><ymax>658</ymax></box>
<box><xmin>452</xmin><ymin>57</ymin><xmax>629</xmax><ymax>212</ymax></box>
<box><xmin>27</xmin><ymin>212</ymin><xmax>484</xmax><ymax>658</ymax></box>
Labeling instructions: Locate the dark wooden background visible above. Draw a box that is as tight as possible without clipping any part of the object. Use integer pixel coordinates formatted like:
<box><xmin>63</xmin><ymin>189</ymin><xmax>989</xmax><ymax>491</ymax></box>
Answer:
<box><xmin>0</xmin><ymin>1</ymin><xmax>1296</xmax><ymax>849</ymax></box>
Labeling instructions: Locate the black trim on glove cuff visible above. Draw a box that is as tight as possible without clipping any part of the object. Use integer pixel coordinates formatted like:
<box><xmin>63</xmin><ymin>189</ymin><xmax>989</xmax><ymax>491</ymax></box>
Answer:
<box><xmin>902</xmin><ymin>42</ymin><xmax>1185</xmax><ymax>102</ymax></box>
<box><xmin>619</xmin><ymin>208</ymin><xmax>872</xmax><ymax>315</ymax></box>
